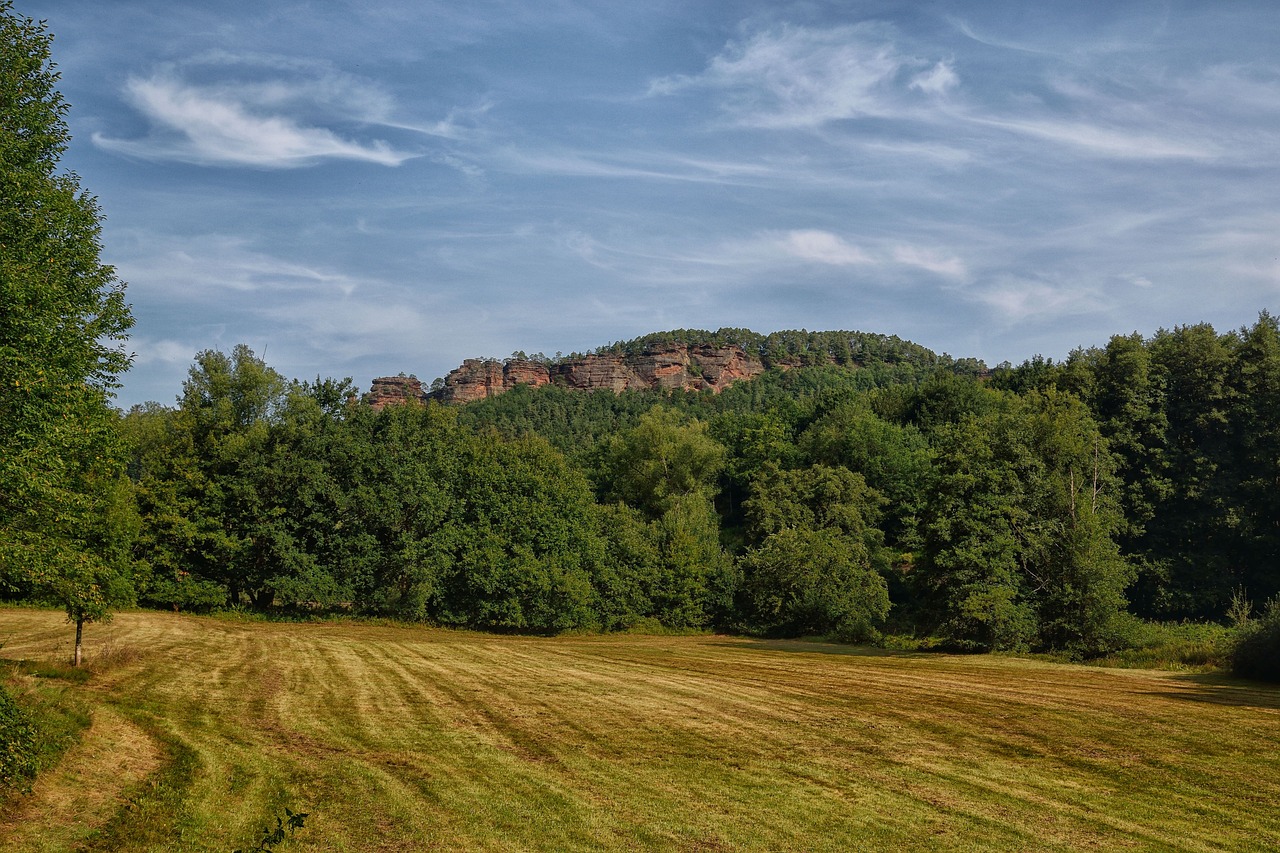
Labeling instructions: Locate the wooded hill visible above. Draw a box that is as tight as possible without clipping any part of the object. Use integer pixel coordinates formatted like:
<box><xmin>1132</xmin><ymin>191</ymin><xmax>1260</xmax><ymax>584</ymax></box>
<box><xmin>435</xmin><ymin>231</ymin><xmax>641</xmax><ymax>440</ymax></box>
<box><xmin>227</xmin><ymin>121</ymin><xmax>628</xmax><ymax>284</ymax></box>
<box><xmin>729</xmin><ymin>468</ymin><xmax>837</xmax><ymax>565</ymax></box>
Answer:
<box><xmin>79</xmin><ymin>316</ymin><xmax>1278</xmax><ymax>664</ymax></box>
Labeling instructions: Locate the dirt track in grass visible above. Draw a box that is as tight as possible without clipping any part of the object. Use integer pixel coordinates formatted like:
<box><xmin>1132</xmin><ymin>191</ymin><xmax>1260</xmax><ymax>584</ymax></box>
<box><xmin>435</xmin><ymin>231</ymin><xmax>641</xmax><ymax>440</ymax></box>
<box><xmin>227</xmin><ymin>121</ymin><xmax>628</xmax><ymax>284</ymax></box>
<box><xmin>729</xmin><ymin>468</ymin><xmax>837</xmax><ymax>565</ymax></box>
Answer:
<box><xmin>2</xmin><ymin>608</ymin><xmax>1278</xmax><ymax>852</ymax></box>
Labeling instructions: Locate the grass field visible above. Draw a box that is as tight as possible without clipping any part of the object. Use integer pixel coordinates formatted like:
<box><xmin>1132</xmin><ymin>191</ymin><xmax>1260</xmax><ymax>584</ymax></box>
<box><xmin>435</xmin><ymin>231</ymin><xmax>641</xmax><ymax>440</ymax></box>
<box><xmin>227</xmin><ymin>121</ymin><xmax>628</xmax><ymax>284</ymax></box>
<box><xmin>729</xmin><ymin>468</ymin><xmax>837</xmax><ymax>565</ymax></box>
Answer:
<box><xmin>1</xmin><ymin>608</ymin><xmax>1278</xmax><ymax>852</ymax></box>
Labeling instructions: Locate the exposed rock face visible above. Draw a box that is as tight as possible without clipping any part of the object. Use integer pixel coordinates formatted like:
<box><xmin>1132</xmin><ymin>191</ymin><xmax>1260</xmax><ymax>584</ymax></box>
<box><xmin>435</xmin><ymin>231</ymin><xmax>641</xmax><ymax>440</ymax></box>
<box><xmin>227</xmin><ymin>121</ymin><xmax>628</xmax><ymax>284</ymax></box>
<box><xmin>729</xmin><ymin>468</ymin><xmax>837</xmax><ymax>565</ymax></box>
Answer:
<box><xmin>689</xmin><ymin>344</ymin><xmax>765</xmax><ymax>391</ymax></box>
<box><xmin>371</xmin><ymin>343</ymin><xmax>767</xmax><ymax>409</ymax></box>
<box><xmin>553</xmin><ymin>354</ymin><xmax>641</xmax><ymax>393</ymax></box>
<box><xmin>436</xmin><ymin>357</ymin><xmax>551</xmax><ymax>404</ymax></box>
<box><xmin>424</xmin><ymin>343</ymin><xmax>764</xmax><ymax>404</ymax></box>
<box><xmin>365</xmin><ymin>375</ymin><xmax>427</xmax><ymax>410</ymax></box>
<box><xmin>503</xmin><ymin>358</ymin><xmax>553</xmax><ymax>390</ymax></box>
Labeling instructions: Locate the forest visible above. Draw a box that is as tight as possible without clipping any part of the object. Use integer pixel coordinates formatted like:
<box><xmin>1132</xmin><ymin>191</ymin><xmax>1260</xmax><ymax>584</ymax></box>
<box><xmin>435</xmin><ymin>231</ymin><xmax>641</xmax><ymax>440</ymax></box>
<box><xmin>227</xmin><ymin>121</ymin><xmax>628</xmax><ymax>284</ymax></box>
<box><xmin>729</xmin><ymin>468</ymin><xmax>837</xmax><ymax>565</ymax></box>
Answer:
<box><xmin>29</xmin><ymin>317</ymin><xmax>1267</xmax><ymax>674</ymax></box>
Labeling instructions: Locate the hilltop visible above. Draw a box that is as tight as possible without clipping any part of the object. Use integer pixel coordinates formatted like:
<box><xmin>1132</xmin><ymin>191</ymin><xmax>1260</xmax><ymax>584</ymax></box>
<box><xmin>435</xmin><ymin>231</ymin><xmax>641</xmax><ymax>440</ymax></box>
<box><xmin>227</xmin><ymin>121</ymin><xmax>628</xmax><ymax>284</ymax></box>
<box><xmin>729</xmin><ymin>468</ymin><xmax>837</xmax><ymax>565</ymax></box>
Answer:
<box><xmin>365</xmin><ymin>328</ymin><xmax>988</xmax><ymax>407</ymax></box>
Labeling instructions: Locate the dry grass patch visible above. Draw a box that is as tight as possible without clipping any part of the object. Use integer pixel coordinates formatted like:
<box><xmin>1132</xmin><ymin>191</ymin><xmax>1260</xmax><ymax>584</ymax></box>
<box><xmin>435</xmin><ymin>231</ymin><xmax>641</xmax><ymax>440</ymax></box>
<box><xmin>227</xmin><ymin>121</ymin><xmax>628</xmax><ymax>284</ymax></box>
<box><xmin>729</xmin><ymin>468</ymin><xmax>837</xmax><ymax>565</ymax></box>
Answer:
<box><xmin>0</xmin><ymin>706</ymin><xmax>162</xmax><ymax>852</ymax></box>
<box><xmin>0</xmin><ymin>608</ymin><xmax>1278</xmax><ymax>851</ymax></box>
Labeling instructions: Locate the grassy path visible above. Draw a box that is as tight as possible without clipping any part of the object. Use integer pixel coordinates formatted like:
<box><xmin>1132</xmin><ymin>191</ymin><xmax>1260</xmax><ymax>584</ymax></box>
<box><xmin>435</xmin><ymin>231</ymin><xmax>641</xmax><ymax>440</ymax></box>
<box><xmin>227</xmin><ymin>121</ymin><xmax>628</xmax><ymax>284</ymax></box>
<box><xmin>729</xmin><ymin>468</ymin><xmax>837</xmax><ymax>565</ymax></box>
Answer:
<box><xmin>0</xmin><ymin>705</ymin><xmax>161</xmax><ymax>851</ymax></box>
<box><xmin>1</xmin><ymin>608</ymin><xmax>1278</xmax><ymax>851</ymax></box>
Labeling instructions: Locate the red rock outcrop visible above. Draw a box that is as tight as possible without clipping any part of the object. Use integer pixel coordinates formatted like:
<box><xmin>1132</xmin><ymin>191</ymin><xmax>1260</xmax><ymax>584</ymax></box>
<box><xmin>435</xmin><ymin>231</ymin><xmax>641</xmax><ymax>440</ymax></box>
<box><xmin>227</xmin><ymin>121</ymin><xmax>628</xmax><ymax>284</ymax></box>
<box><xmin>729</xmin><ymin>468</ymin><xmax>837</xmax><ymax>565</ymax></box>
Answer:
<box><xmin>374</xmin><ymin>343</ymin><xmax>768</xmax><ymax>408</ymax></box>
<box><xmin>689</xmin><ymin>344</ymin><xmax>764</xmax><ymax>391</ymax></box>
<box><xmin>432</xmin><ymin>343</ymin><xmax>765</xmax><ymax>403</ymax></box>
<box><xmin>436</xmin><ymin>358</ymin><xmax>551</xmax><ymax>404</ymax></box>
<box><xmin>503</xmin><ymin>358</ymin><xmax>553</xmax><ymax>390</ymax></box>
<box><xmin>365</xmin><ymin>375</ymin><xmax>427</xmax><ymax>410</ymax></box>
<box><xmin>552</xmin><ymin>354</ymin><xmax>642</xmax><ymax>393</ymax></box>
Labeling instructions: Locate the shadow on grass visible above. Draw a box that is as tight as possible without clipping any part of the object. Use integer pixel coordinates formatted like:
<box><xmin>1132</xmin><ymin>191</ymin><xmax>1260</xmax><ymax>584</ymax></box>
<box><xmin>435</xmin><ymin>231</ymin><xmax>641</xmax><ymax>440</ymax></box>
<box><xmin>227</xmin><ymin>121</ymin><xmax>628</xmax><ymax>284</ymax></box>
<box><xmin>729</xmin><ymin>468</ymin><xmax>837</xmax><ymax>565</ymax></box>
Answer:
<box><xmin>0</xmin><ymin>657</ymin><xmax>91</xmax><ymax>684</ymax></box>
<box><xmin>1142</xmin><ymin>671</ymin><xmax>1280</xmax><ymax>710</ymax></box>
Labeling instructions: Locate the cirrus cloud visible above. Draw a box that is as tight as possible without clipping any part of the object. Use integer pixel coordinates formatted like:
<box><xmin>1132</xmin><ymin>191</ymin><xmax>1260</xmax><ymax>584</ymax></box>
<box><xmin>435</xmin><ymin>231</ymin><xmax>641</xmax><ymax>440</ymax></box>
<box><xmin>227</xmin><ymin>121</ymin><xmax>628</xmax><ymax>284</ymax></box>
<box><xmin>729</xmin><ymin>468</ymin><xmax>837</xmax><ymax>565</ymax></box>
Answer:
<box><xmin>649</xmin><ymin>23</ymin><xmax>954</xmax><ymax>129</ymax></box>
<box><xmin>94</xmin><ymin>70</ymin><xmax>418</xmax><ymax>168</ymax></box>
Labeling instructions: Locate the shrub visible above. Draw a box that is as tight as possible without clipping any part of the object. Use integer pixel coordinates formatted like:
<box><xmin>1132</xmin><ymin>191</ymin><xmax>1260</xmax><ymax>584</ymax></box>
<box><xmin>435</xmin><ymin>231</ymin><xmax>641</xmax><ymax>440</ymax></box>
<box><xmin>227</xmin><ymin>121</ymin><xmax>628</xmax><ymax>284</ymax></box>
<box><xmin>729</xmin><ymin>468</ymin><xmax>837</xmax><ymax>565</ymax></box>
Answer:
<box><xmin>1231</xmin><ymin>597</ymin><xmax>1280</xmax><ymax>682</ymax></box>
<box><xmin>0</xmin><ymin>682</ymin><xmax>37</xmax><ymax>792</ymax></box>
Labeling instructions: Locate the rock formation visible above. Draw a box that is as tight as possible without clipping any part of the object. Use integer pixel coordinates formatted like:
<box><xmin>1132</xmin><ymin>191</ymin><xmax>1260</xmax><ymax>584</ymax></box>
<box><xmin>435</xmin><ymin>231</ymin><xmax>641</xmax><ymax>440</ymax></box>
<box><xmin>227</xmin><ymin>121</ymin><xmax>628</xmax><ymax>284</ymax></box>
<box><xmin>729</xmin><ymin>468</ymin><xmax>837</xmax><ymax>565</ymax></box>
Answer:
<box><xmin>364</xmin><ymin>375</ymin><xmax>428</xmax><ymax>410</ymax></box>
<box><xmin>365</xmin><ymin>342</ymin><xmax>768</xmax><ymax>409</ymax></box>
<box><xmin>435</xmin><ymin>358</ymin><xmax>551</xmax><ymax>404</ymax></box>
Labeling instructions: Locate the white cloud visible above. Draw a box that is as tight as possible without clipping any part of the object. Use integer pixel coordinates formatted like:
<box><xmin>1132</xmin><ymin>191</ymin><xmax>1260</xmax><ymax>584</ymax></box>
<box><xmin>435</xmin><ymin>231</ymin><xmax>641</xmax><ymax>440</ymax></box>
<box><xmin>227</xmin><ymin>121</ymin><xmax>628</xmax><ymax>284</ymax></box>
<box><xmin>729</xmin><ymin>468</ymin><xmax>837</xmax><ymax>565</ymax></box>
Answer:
<box><xmin>910</xmin><ymin>61</ymin><xmax>959</xmax><ymax>95</ymax></box>
<box><xmin>780</xmin><ymin>230</ymin><xmax>871</xmax><ymax>265</ymax></box>
<box><xmin>131</xmin><ymin>338</ymin><xmax>196</xmax><ymax>367</ymax></box>
<box><xmin>121</xmin><ymin>234</ymin><xmax>372</xmax><ymax>297</ymax></box>
<box><xmin>967</xmin><ymin>277</ymin><xmax>1097</xmax><ymax>322</ymax></box>
<box><xmin>649</xmin><ymin>24</ymin><xmax>948</xmax><ymax>129</ymax></box>
<box><xmin>1119</xmin><ymin>272</ymin><xmax>1154</xmax><ymax>289</ymax></box>
<box><xmin>892</xmin><ymin>244</ymin><xmax>966</xmax><ymax>277</ymax></box>
<box><xmin>972</xmin><ymin>115</ymin><xmax>1216</xmax><ymax>160</ymax></box>
<box><xmin>94</xmin><ymin>73</ymin><xmax>417</xmax><ymax>168</ymax></box>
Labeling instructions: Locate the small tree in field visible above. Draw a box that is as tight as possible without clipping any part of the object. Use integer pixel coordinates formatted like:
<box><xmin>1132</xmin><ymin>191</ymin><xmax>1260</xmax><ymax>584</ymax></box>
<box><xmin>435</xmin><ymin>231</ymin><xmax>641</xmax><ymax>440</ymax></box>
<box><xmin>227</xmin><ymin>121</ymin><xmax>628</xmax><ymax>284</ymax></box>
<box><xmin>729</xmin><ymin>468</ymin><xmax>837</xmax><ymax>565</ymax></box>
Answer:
<box><xmin>0</xmin><ymin>2</ymin><xmax>135</xmax><ymax>661</ymax></box>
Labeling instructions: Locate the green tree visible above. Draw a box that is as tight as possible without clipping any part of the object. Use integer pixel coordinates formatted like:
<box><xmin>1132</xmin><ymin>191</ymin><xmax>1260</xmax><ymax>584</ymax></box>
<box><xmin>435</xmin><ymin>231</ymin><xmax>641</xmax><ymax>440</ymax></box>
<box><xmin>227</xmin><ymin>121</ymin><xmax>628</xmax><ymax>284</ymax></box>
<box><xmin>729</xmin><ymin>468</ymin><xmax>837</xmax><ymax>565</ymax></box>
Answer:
<box><xmin>742</xmin><ymin>528</ymin><xmax>888</xmax><ymax>641</ymax></box>
<box><xmin>917</xmin><ymin>390</ymin><xmax>1132</xmax><ymax>654</ymax></box>
<box><xmin>596</xmin><ymin>407</ymin><xmax>734</xmax><ymax>627</ymax></box>
<box><xmin>798</xmin><ymin>403</ymin><xmax>931</xmax><ymax>551</ymax></box>
<box><xmin>0</xmin><ymin>2</ymin><xmax>134</xmax><ymax>663</ymax></box>
<box><xmin>1228</xmin><ymin>314</ymin><xmax>1280</xmax><ymax>608</ymax></box>
<box><xmin>596</xmin><ymin>406</ymin><xmax>726</xmax><ymax>518</ymax></box>
<box><xmin>177</xmin><ymin>346</ymin><xmax>290</xmax><ymax>607</ymax></box>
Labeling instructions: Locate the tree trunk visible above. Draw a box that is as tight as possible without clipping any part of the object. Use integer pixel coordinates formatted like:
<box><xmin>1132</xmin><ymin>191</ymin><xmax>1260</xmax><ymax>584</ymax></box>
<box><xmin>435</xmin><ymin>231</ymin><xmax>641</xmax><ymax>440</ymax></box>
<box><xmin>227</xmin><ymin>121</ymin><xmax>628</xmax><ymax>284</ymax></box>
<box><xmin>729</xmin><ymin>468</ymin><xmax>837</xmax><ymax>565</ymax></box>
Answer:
<box><xmin>73</xmin><ymin>617</ymin><xmax>84</xmax><ymax>667</ymax></box>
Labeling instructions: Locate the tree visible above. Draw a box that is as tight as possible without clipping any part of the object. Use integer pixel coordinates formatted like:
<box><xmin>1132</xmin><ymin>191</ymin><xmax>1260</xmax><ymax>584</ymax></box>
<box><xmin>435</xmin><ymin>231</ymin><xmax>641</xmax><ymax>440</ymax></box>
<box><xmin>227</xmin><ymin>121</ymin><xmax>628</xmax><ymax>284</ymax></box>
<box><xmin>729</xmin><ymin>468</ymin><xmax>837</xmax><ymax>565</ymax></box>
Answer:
<box><xmin>742</xmin><ymin>528</ymin><xmax>888</xmax><ymax>641</ymax></box>
<box><xmin>596</xmin><ymin>406</ymin><xmax>726</xmax><ymax>519</ymax></box>
<box><xmin>916</xmin><ymin>390</ymin><xmax>1132</xmax><ymax>654</ymax></box>
<box><xmin>0</xmin><ymin>2</ymin><xmax>134</xmax><ymax>662</ymax></box>
<box><xmin>596</xmin><ymin>407</ymin><xmax>734</xmax><ymax>628</ymax></box>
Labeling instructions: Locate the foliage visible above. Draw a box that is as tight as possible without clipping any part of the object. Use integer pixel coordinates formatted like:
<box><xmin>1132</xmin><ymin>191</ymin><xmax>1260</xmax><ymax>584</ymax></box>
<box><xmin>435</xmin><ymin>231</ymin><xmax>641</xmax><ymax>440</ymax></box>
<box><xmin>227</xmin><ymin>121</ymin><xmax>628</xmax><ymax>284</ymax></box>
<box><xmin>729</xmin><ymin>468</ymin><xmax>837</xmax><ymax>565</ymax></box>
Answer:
<box><xmin>0</xmin><ymin>662</ymin><xmax>92</xmax><ymax>801</ymax></box>
<box><xmin>0</xmin><ymin>1</ymin><xmax>135</xmax><ymax>658</ymax></box>
<box><xmin>916</xmin><ymin>390</ymin><xmax>1133</xmax><ymax>654</ymax></box>
<box><xmin>1231</xmin><ymin>596</ymin><xmax>1280</xmax><ymax>682</ymax></box>
<box><xmin>96</xmin><ymin>312</ymin><xmax>1280</xmax><ymax>651</ymax></box>
<box><xmin>234</xmin><ymin>807</ymin><xmax>308</xmax><ymax>853</ymax></box>
<box><xmin>741</xmin><ymin>528</ymin><xmax>889</xmax><ymax>640</ymax></box>
<box><xmin>0</xmin><ymin>681</ymin><xmax>36</xmax><ymax>791</ymax></box>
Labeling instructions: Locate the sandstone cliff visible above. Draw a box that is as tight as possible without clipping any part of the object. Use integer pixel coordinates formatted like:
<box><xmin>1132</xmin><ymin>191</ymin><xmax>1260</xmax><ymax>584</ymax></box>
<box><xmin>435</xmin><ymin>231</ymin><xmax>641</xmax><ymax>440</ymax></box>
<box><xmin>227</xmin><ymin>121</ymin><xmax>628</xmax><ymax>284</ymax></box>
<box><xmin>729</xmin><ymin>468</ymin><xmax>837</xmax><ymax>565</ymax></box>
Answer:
<box><xmin>367</xmin><ymin>343</ymin><xmax>766</xmax><ymax>407</ymax></box>
<box><xmin>365</xmin><ymin>375</ymin><xmax>428</xmax><ymax>410</ymax></box>
<box><xmin>364</xmin><ymin>328</ymin><xmax>979</xmax><ymax>409</ymax></box>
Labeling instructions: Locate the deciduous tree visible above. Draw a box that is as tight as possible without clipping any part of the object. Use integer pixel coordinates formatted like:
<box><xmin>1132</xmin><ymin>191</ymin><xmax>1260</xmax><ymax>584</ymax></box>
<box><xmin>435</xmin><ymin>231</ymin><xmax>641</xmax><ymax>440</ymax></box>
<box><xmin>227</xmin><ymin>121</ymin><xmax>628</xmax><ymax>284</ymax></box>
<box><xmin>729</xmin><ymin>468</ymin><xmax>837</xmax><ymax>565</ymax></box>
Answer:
<box><xmin>1</xmin><ymin>2</ymin><xmax>134</xmax><ymax>662</ymax></box>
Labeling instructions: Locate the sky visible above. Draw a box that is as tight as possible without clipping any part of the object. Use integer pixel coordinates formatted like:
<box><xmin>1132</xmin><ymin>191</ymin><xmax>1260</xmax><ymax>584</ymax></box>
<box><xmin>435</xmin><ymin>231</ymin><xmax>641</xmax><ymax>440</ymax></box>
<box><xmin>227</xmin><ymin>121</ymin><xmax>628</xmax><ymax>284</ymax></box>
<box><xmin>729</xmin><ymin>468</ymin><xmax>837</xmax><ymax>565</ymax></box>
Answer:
<box><xmin>19</xmin><ymin>0</ymin><xmax>1280</xmax><ymax>407</ymax></box>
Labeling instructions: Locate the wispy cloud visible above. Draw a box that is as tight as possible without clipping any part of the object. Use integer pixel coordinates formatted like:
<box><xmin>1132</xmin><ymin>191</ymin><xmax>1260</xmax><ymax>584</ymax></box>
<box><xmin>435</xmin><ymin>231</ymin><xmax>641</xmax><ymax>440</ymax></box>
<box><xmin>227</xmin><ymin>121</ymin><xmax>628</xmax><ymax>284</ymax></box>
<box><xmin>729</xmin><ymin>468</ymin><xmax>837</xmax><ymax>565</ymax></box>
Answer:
<box><xmin>966</xmin><ymin>275</ymin><xmax>1102</xmax><ymax>323</ymax></box>
<box><xmin>122</xmin><ymin>234</ymin><xmax>374</xmax><ymax>296</ymax></box>
<box><xmin>648</xmin><ymin>23</ymin><xmax>952</xmax><ymax>128</ymax></box>
<box><xmin>93</xmin><ymin>55</ymin><xmax>421</xmax><ymax>167</ymax></box>
<box><xmin>972</xmin><ymin>115</ymin><xmax>1217</xmax><ymax>160</ymax></box>
<box><xmin>779</xmin><ymin>229</ymin><xmax>872</xmax><ymax>265</ymax></box>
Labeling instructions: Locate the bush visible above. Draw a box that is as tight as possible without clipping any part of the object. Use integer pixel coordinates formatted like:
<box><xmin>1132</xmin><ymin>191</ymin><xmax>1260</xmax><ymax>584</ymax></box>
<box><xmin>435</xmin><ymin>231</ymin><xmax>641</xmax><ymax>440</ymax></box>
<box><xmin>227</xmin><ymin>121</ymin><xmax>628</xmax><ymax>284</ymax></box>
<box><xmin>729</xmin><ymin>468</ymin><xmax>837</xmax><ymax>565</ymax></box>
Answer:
<box><xmin>0</xmin><ymin>682</ymin><xmax>38</xmax><ymax>792</ymax></box>
<box><xmin>1085</xmin><ymin>617</ymin><xmax>1231</xmax><ymax>670</ymax></box>
<box><xmin>1231</xmin><ymin>598</ymin><xmax>1280</xmax><ymax>682</ymax></box>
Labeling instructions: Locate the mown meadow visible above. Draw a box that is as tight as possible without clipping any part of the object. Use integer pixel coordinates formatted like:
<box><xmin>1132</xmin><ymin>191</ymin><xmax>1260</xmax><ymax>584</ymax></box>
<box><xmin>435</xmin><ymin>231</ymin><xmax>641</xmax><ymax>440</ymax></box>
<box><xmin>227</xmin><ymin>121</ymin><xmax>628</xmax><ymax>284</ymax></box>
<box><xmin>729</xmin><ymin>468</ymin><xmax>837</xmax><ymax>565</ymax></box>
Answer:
<box><xmin>3</xmin><ymin>607</ymin><xmax>1279</xmax><ymax>852</ymax></box>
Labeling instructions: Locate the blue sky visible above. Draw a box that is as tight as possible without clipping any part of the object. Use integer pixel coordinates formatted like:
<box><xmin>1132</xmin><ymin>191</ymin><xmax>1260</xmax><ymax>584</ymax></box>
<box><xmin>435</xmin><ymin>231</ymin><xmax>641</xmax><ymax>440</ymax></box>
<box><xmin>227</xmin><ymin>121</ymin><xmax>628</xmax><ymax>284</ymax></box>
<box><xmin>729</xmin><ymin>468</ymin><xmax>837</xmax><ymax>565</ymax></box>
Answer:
<box><xmin>21</xmin><ymin>0</ymin><xmax>1280</xmax><ymax>407</ymax></box>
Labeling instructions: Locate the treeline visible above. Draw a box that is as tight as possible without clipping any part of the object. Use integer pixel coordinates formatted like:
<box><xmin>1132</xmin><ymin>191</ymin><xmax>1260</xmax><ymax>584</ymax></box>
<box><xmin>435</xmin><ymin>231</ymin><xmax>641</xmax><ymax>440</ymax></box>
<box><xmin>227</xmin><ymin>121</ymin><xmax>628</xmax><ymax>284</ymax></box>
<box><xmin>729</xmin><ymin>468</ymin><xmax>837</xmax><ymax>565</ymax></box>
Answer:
<box><xmin>565</xmin><ymin>327</ymin><xmax>986</xmax><ymax>375</ymax></box>
<box><xmin>101</xmin><ymin>315</ymin><xmax>1279</xmax><ymax>659</ymax></box>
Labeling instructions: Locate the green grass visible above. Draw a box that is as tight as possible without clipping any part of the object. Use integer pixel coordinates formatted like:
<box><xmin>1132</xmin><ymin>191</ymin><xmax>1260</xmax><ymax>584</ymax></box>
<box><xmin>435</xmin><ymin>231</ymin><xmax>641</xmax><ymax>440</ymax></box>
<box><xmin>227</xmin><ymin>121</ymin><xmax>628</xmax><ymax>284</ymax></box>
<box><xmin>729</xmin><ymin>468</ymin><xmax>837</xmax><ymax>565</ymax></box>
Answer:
<box><xmin>1</xmin><ymin>607</ymin><xmax>1278</xmax><ymax>851</ymax></box>
<box><xmin>0</xmin><ymin>661</ymin><xmax>92</xmax><ymax>801</ymax></box>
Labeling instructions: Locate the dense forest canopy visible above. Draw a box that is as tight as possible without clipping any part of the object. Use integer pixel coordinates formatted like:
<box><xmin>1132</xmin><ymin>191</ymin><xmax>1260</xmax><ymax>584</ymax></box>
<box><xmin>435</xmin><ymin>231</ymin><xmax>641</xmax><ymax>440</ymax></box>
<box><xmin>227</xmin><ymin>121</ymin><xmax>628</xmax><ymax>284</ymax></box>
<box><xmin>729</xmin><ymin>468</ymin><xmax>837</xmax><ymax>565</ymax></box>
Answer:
<box><xmin>88</xmin><ymin>315</ymin><xmax>1280</xmax><ymax>660</ymax></box>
